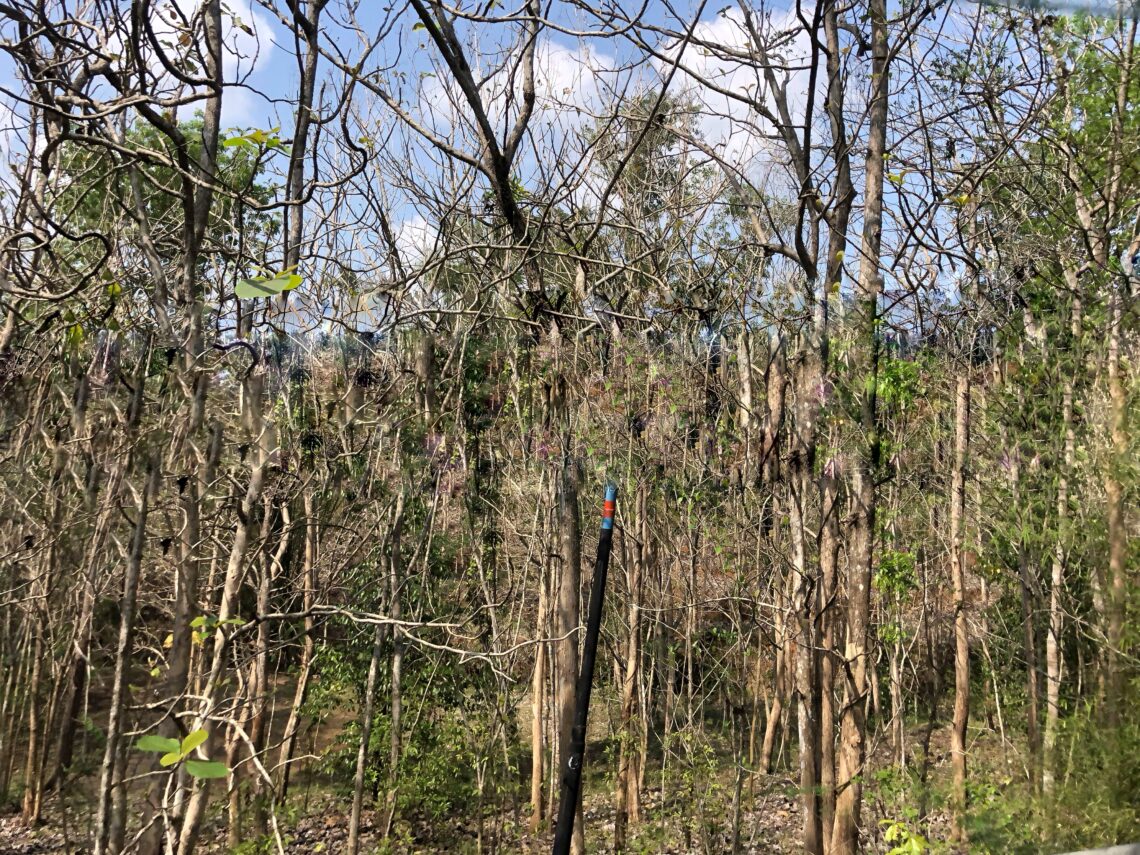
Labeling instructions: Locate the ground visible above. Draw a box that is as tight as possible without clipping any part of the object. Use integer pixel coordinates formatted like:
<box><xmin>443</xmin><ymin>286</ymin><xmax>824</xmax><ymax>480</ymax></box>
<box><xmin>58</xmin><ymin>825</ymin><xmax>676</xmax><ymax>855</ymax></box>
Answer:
<box><xmin>0</xmin><ymin>716</ymin><xmax>981</xmax><ymax>854</ymax></box>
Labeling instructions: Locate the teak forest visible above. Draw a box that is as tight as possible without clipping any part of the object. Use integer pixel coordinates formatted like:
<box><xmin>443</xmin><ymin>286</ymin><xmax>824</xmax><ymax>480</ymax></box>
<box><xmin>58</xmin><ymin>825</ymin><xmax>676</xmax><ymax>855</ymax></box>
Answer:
<box><xmin>0</xmin><ymin>0</ymin><xmax>1136</xmax><ymax>853</ymax></box>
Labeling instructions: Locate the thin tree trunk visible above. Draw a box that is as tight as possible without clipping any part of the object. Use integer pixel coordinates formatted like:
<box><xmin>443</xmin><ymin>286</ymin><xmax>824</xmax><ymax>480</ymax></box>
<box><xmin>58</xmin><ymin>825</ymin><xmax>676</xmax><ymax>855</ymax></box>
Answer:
<box><xmin>555</xmin><ymin>458</ymin><xmax>584</xmax><ymax>855</ymax></box>
<box><xmin>889</xmin><ymin>640</ymin><xmax>905</xmax><ymax>767</ymax></box>
<box><xmin>1045</xmin><ymin>282</ymin><xmax>1079</xmax><ymax>793</ymax></box>
<box><xmin>819</xmin><ymin>460</ymin><xmax>840</xmax><ymax>836</ymax></box>
<box><xmin>529</xmin><ymin>614</ymin><xmax>548</xmax><ymax>833</ymax></box>
<box><xmin>615</xmin><ymin>484</ymin><xmax>646</xmax><ymax>851</ymax></box>
<box><xmin>175</xmin><ymin>384</ymin><xmax>269</xmax><ymax>855</ymax></box>
<box><xmin>761</xmin><ymin>573</ymin><xmax>791</xmax><ymax>775</ymax></box>
<box><xmin>278</xmin><ymin>488</ymin><xmax>317</xmax><ymax>800</ymax></box>
<box><xmin>0</xmin><ymin>624</ymin><xmax>31</xmax><ymax>802</ymax></box>
<box><xmin>749</xmin><ymin>631</ymin><xmax>765</xmax><ymax>769</ymax></box>
<box><xmin>1019</xmin><ymin>546</ymin><xmax>1041</xmax><ymax>788</ymax></box>
<box><xmin>53</xmin><ymin>460</ymin><xmax>124</xmax><ymax>786</ymax></box>
<box><xmin>248</xmin><ymin>504</ymin><xmax>289</xmax><ymax>839</ymax></box>
<box><xmin>530</xmin><ymin>491</ymin><xmax>550</xmax><ymax>833</ymax></box>
<box><xmin>789</xmin><ymin>337</ymin><xmax>822</xmax><ymax>855</ymax></box>
<box><xmin>1005</xmin><ymin>406</ymin><xmax>1041</xmax><ymax>787</ymax></box>
<box><xmin>23</xmin><ymin>375</ymin><xmax>84</xmax><ymax>825</ymax></box>
<box><xmin>21</xmin><ymin>628</ymin><xmax>45</xmax><ymax>825</ymax></box>
<box><xmin>382</xmin><ymin>493</ymin><xmax>407</xmax><ymax>839</ymax></box>
<box><xmin>349</xmin><ymin>494</ymin><xmax>406</xmax><ymax>854</ymax></box>
<box><xmin>348</xmin><ymin>622</ymin><xmax>385</xmax><ymax>855</ymax></box>
<box><xmin>1105</xmin><ymin>282</ymin><xmax>1127</xmax><ymax>721</ymax></box>
<box><xmin>831</xmin><ymin>0</ymin><xmax>888</xmax><ymax>847</ymax></box>
<box><xmin>950</xmin><ymin>371</ymin><xmax>970</xmax><ymax>839</ymax></box>
<box><xmin>790</xmin><ymin>475</ymin><xmax>822</xmax><ymax>855</ymax></box>
<box><xmin>94</xmin><ymin>463</ymin><xmax>159</xmax><ymax>855</ymax></box>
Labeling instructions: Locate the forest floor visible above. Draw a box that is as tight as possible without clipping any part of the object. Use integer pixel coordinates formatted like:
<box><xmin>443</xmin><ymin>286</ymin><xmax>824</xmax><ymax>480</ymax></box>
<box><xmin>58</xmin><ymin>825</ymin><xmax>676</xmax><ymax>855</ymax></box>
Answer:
<box><xmin>0</xmin><ymin>778</ymin><xmax>809</xmax><ymax>854</ymax></box>
<box><xmin>0</xmin><ymin>719</ymin><xmax>971</xmax><ymax>855</ymax></box>
<box><xmin>0</xmin><ymin>669</ymin><xmax>985</xmax><ymax>854</ymax></box>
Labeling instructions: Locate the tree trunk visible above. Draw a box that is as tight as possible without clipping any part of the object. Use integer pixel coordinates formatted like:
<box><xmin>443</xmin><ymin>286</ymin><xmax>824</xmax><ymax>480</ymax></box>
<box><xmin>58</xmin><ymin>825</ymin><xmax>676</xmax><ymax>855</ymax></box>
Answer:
<box><xmin>950</xmin><ymin>372</ymin><xmax>970</xmax><ymax>839</ymax></box>
<box><xmin>348</xmin><ymin>623</ymin><xmax>385</xmax><ymax>855</ymax></box>
<box><xmin>21</xmin><ymin>628</ymin><xmax>45</xmax><ymax>825</ymax></box>
<box><xmin>0</xmin><ymin>624</ymin><xmax>31</xmax><ymax>803</ymax></box>
<box><xmin>349</xmin><ymin>494</ymin><xmax>406</xmax><ymax>855</ymax></box>
<box><xmin>531</xmin><ymin>471</ymin><xmax>554</xmax><ymax>834</ymax></box>
<box><xmin>1019</xmin><ymin>546</ymin><xmax>1041</xmax><ymax>787</ymax></box>
<box><xmin>382</xmin><ymin>493</ymin><xmax>408</xmax><ymax>838</ymax></box>
<box><xmin>94</xmin><ymin>463</ymin><xmax>159</xmax><ymax>855</ymax></box>
<box><xmin>819</xmin><ymin>459</ymin><xmax>841</xmax><ymax>836</ymax></box>
<box><xmin>555</xmin><ymin>459</ymin><xmax>584</xmax><ymax>855</ymax></box>
<box><xmin>175</xmin><ymin>372</ymin><xmax>269</xmax><ymax>855</ymax></box>
<box><xmin>248</xmin><ymin>503</ymin><xmax>289</xmax><ymax>839</ymax></box>
<box><xmin>530</xmin><ymin>485</ymin><xmax>550</xmax><ymax>833</ymax></box>
<box><xmin>761</xmin><ymin>571</ymin><xmax>792</xmax><ymax>774</ymax></box>
<box><xmin>790</xmin><ymin>466</ymin><xmax>822</xmax><ymax>855</ymax></box>
<box><xmin>831</xmin><ymin>0</ymin><xmax>888</xmax><ymax>848</ymax></box>
<box><xmin>1105</xmin><ymin>282</ymin><xmax>1127</xmax><ymax>721</ymax></box>
<box><xmin>52</xmin><ymin>460</ymin><xmax>123</xmax><ymax>787</ymax></box>
<box><xmin>1045</xmin><ymin>281</ymin><xmax>1079</xmax><ymax>792</ymax></box>
<box><xmin>615</xmin><ymin>484</ymin><xmax>646</xmax><ymax>851</ymax></box>
<box><xmin>278</xmin><ymin>488</ymin><xmax>317</xmax><ymax>801</ymax></box>
<box><xmin>889</xmin><ymin>640</ymin><xmax>905</xmax><ymax>767</ymax></box>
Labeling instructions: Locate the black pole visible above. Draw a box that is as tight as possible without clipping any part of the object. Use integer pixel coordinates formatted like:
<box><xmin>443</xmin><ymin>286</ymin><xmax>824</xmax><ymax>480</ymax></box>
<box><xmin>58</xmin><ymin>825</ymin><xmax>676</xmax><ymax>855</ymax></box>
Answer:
<box><xmin>552</xmin><ymin>483</ymin><xmax>617</xmax><ymax>855</ymax></box>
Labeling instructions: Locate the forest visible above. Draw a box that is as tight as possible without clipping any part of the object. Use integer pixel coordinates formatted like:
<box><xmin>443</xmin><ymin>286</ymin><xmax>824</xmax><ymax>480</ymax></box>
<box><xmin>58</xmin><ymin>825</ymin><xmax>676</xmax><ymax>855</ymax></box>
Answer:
<box><xmin>0</xmin><ymin>0</ymin><xmax>1136</xmax><ymax>853</ymax></box>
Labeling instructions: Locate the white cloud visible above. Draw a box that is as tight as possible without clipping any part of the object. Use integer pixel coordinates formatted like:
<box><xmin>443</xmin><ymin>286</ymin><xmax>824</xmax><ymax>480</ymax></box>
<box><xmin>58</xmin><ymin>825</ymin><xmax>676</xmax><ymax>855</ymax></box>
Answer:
<box><xmin>655</xmin><ymin>5</ymin><xmax>813</xmax><ymax>174</ymax></box>
<box><xmin>159</xmin><ymin>0</ymin><xmax>275</xmax><ymax>78</ymax></box>
<box><xmin>0</xmin><ymin>96</ymin><xmax>21</xmax><ymax>197</ymax></box>
<box><xmin>415</xmin><ymin>37</ymin><xmax>620</xmax><ymax>145</ymax></box>
<box><xmin>94</xmin><ymin>0</ymin><xmax>276</xmax><ymax>127</ymax></box>
<box><xmin>394</xmin><ymin>213</ymin><xmax>440</xmax><ymax>270</ymax></box>
<box><xmin>0</xmin><ymin>96</ymin><xmax>19</xmax><ymax>161</ymax></box>
<box><xmin>533</xmin><ymin>40</ymin><xmax>618</xmax><ymax>124</ymax></box>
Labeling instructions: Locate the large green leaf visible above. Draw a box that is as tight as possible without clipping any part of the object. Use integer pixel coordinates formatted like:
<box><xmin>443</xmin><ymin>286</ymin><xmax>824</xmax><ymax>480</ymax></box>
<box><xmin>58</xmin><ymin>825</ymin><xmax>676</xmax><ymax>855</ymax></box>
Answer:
<box><xmin>159</xmin><ymin>751</ymin><xmax>182</xmax><ymax>767</ymax></box>
<box><xmin>235</xmin><ymin>278</ymin><xmax>284</xmax><ymax>300</ymax></box>
<box><xmin>136</xmin><ymin>735</ymin><xmax>181</xmax><ymax>754</ymax></box>
<box><xmin>235</xmin><ymin>274</ymin><xmax>303</xmax><ymax>300</ymax></box>
<box><xmin>185</xmin><ymin>760</ymin><xmax>229</xmax><ymax>779</ymax></box>
<box><xmin>275</xmin><ymin>273</ymin><xmax>303</xmax><ymax>291</ymax></box>
<box><xmin>181</xmin><ymin>729</ymin><xmax>208</xmax><ymax>754</ymax></box>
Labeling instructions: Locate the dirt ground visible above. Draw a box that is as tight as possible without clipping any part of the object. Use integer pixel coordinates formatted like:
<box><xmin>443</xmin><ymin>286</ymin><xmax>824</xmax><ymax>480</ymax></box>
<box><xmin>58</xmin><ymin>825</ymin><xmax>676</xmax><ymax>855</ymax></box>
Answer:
<box><xmin>0</xmin><ymin>708</ymin><xmax>967</xmax><ymax>854</ymax></box>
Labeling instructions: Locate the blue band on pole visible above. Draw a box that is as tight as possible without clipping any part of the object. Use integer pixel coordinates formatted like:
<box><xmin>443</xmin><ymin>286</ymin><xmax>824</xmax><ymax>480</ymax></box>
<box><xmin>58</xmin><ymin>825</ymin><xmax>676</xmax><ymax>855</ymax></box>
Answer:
<box><xmin>602</xmin><ymin>483</ymin><xmax>616</xmax><ymax>529</ymax></box>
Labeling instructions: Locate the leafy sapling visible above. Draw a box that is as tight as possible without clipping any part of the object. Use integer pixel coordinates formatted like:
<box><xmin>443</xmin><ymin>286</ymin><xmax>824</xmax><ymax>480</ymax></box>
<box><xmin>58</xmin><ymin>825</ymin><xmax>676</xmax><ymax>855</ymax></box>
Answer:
<box><xmin>136</xmin><ymin>729</ymin><xmax>228</xmax><ymax>779</ymax></box>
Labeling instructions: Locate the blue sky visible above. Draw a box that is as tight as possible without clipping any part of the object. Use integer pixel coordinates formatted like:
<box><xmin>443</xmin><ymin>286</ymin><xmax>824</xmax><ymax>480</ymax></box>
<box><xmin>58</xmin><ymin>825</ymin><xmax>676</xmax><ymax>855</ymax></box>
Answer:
<box><xmin>0</xmin><ymin>0</ymin><xmax>1083</xmax><ymax>330</ymax></box>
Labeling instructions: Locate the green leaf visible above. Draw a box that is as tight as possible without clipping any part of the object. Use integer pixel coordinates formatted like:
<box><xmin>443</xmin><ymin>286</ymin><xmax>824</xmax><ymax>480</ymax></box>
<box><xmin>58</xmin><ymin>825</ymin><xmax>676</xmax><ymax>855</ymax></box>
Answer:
<box><xmin>189</xmin><ymin>615</ymin><xmax>208</xmax><ymax>628</ymax></box>
<box><xmin>159</xmin><ymin>751</ymin><xmax>183</xmax><ymax>767</ymax></box>
<box><xmin>236</xmin><ymin>271</ymin><xmax>303</xmax><ymax>300</ymax></box>
<box><xmin>223</xmin><ymin>136</ymin><xmax>251</xmax><ymax>147</ymax></box>
<box><xmin>412</xmin><ymin>21</ymin><xmax>426</xmax><ymax>30</ymax></box>
<box><xmin>266</xmin><ymin>273</ymin><xmax>303</xmax><ymax>292</ymax></box>
<box><xmin>235</xmin><ymin>278</ymin><xmax>284</xmax><ymax>300</ymax></box>
<box><xmin>181</xmin><ymin>729</ymin><xmax>209</xmax><ymax>755</ymax></box>
<box><xmin>136</xmin><ymin>735</ymin><xmax>181</xmax><ymax>754</ymax></box>
<box><xmin>185</xmin><ymin>759</ymin><xmax>229</xmax><ymax>779</ymax></box>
